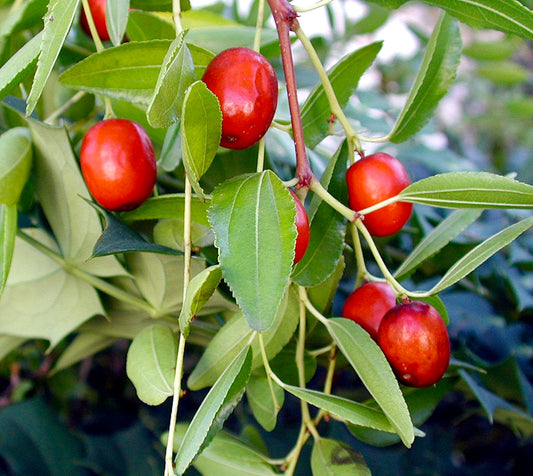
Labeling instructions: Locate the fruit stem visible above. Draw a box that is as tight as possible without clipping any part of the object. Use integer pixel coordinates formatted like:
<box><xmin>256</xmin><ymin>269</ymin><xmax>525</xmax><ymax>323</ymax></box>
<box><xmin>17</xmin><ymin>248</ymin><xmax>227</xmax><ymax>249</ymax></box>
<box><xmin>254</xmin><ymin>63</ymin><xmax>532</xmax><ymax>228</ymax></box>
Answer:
<box><xmin>350</xmin><ymin>223</ymin><xmax>368</xmax><ymax>285</ymax></box>
<box><xmin>267</xmin><ymin>0</ymin><xmax>313</xmax><ymax>187</ymax></box>
<box><xmin>293</xmin><ymin>0</ymin><xmax>335</xmax><ymax>12</ymax></box>
<box><xmin>294</xmin><ymin>25</ymin><xmax>362</xmax><ymax>163</ymax></box>
<box><xmin>253</xmin><ymin>0</ymin><xmax>266</xmax><ymax>52</ymax></box>
<box><xmin>44</xmin><ymin>91</ymin><xmax>88</xmax><ymax>124</ymax></box>
<box><xmin>80</xmin><ymin>0</ymin><xmax>105</xmax><ymax>53</ymax></box>
<box><xmin>258</xmin><ymin>333</ymin><xmax>281</xmax><ymax>413</ymax></box>
<box><xmin>256</xmin><ymin>137</ymin><xmax>266</xmax><ymax>173</ymax></box>
<box><xmin>172</xmin><ymin>0</ymin><xmax>183</xmax><ymax>36</ymax></box>
<box><xmin>309</xmin><ymin>177</ymin><xmax>356</xmax><ymax>221</ymax></box>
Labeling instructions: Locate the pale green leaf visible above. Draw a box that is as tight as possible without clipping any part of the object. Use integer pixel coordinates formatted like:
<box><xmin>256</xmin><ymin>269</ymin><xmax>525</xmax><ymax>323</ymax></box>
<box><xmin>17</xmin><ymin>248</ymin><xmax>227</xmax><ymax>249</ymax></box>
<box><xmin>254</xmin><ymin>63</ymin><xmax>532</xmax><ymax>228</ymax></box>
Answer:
<box><xmin>26</xmin><ymin>0</ymin><xmax>80</xmax><ymax>115</ymax></box>
<box><xmin>246</xmin><ymin>373</ymin><xmax>285</xmax><ymax>431</ymax></box>
<box><xmin>0</xmin><ymin>204</ymin><xmax>17</xmax><ymax>297</ymax></box>
<box><xmin>327</xmin><ymin>318</ymin><xmax>414</xmax><ymax>447</ymax></box>
<box><xmin>400</xmin><ymin>171</ymin><xmax>533</xmax><ymax>209</ymax></box>
<box><xmin>126</xmin><ymin>10</ymin><xmax>175</xmax><ymax>41</ymax></box>
<box><xmin>181</xmin><ymin>80</ymin><xmax>222</xmax><ymax>199</ymax></box>
<box><xmin>430</xmin><ymin>216</ymin><xmax>533</xmax><ymax>294</ymax></box>
<box><xmin>153</xmin><ymin>218</ymin><xmax>214</xmax><ymax>251</ymax></box>
<box><xmin>126</xmin><ymin>324</ymin><xmax>178</xmax><ymax>405</ymax></box>
<box><xmin>394</xmin><ymin>209</ymin><xmax>482</xmax><ymax>280</ymax></box>
<box><xmin>185</xmin><ymin>26</ymin><xmax>278</xmax><ymax>54</ymax></box>
<box><xmin>389</xmin><ymin>13</ymin><xmax>462</xmax><ymax>143</ymax></box>
<box><xmin>174</xmin><ymin>345</ymin><xmax>252</xmax><ymax>475</ymax></box>
<box><xmin>311</xmin><ymin>438</ymin><xmax>371</xmax><ymax>476</ymax></box>
<box><xmin>107</xmin><ymin>0</ymin><xmax>130</xmax><ymax>46</ymax></box>
<box><xmin>179</xmin><ymin>265</ymin><xmax>222</xmax><ymax>337</ymax></box>
<box><xmin>0</xmin><ymin>127</ymin><xmax>32</xmax><ymax>206</ymax></box>
<box><xmin>0</xmin><ymin>335</ymin><xmax>27</xmax><ymax>361</ymax></box>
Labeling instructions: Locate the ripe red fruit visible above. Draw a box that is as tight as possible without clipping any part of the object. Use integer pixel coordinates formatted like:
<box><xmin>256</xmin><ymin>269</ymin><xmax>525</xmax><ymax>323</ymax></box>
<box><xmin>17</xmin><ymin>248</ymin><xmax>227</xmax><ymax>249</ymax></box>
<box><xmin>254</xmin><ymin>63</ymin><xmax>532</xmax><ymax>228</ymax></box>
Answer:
<box><xmin>342</xmin><ymin>282</ymin><xmax>396</xmax><ymax>340</ymax></box>
<box><xmin>377</xmin><ymin>301</ymin><xmax>450</xmax><ymax>388</ymax></box>
<box><xmin>80</xmin><ymin>119</ymin><xmax>157</xmax><ymax>212</ymax></box>
<box><xmin>289</xmin><ymin>190</ymin><xmax>310</xmax><ymax>264</ymax></box>
<box><xmin>202</xmin><ymin>47</ymin><xmax>278</xmax><ymax>150</ymax></box>
<box><xmin>346</xmin><ymin>153</ymin><xmax>412</xmax><ymax>237</ymax></box>
<box><xmin>80</xmin><ymin>0</ymin><xmax>110</xmax><ymax>42</ymax></box>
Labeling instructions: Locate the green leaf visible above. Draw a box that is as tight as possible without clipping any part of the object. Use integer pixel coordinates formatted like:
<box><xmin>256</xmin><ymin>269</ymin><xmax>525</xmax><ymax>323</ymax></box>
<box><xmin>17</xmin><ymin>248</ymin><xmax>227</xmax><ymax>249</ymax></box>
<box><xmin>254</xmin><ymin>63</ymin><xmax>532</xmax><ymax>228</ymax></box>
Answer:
<box><xmin>147</xmin><ymin>32</ymin><xmax>196</xmax><ymax>128</ymax></box>
<box><xmin>389</xmin><ymin>13</ymin><xmax>461</xmax><ymax>143</ymax></box>
<box><xmin>209</xmin><ymin>172</ymin><xmax>296</xmax><ymax>332</ymax></box>
<box><xmin>308</xmin><ymin>254</ymin><xmax>345</xmax><ymax>315</ymax></box>
<box><xmin>187</xmin><ymin>285</ymin><xmax>299</xmax><ymax>390</ymax></box>
<box><xmin>185</xmin><ymin>26</ymin><xmax>278</xmax><ymax>54</ymax></box>
<box><xmin>283</xmin><ymin>385</ymin><xmax>396</xmax><ymax>433</ymax></box>
<box><xmin>26</xmin><ymin>0</ymin><xmax>80</xmax><ymax>115</ymax></box>
<box><xmin>0</xmin><ymin>335</ymin><xmax>26</xmax><ymax>361</ymax></box>
<box><xmin>0</xmin><ymin>127</ymin><xmax>33</xmax><ymax>205</ymax></box>
<box><xmin>477</xmin><ymin>60</ymin><xmax>530</xmax><ymax>84</ymax></box>
<box><xmin>181</xmin><ymin>80</ymin><xmax>222</xmax><ymax>199</ymax></box>
<box><xmin>327</xmin><ymin>318</ymin><xmax>414</xmax><ymax>447</ymax></box>
<box><xmin>107</xmin><ymin>0</ymin><xmax>130</xmax><ymax>46</ymax></box>
<box><xmin>246</xmin><ymin>372</ymin><xmax>285</xmax><ymax>431</ymax></box>
<box><xmin>0</xmin><ymin>0</ymin><xmax>48</xmax><ymax>40</ymax></box>
<box><xmin>174</xmin><ymin>345</ymin><xmax>252</xmax><ymax>475</ymax></box>
<box><xmin>301</xmin><ymin>42</ymin><xmax>382</xmax><ymax>149</ymax></box>
<box><xmin>168</xmin><ymin>424</ymin><xmax>278</xmax><ymax>475</ymax></box>
<box><xmin>400</xmin><ymin>172</ymin><xmax>533</xmax><ymax>209</ymax></box>
<box><xmin>158</xmin><ymin>121</ymin><xmax>182</xmax><ymax>171</ymax></box>
<box><xmin>311</xmin><ymin>438</ymin><xmax>371</xmax><ymax>476</ymax></box>
<box><xmin>0</xmin><ymin>204</ymin><xmax>17</xmax><ymax>297</ymax></box>
<box><xmin>126</xmin><ymin>9</ymin><xmax>175</xmax><ymax>41</ymax></box>
<box><xmin>292</xmin><ymin>140</ymin><xmax>348</xmax><ymax>286</ymax></box>
<box><xmin>429</xmin><ymin>216</ymin><xmax>533</xmax><ymax>294</ymax></box>
<box><xmin>126</xmin><ymin>324</ymin><xmax>178</xmax><ymax>405</ymax></box>
<box><xmin>179</xmin><ymin>265</ymin><xmax>222</xmax><ymax>337</ymax></box>
<box><xmin>394</xmin><ymin>209</ymin><xmax>482</xmax><ymax>280</ymax></box>
<box><xmin>154</xmin><ymin>218</ymin><xmax>214</xmax><ymax>251</ymax></box>
<box><xmin>0</xmin><ymin>31</ymin><xmax>41</xmax><ymax>103</ymax></box>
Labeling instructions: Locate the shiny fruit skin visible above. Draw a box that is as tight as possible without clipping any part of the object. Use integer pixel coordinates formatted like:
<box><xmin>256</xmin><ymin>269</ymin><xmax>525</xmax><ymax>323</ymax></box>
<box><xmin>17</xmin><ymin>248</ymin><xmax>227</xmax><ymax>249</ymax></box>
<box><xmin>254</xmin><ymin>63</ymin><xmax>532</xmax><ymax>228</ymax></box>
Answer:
<box><xmin>80</xmin><ymin>0</ymin><xmax>110</xmax><ymax>42</ymax></box>
<box><xmin>202</xmin><ymin>47</ymin><xmax>278</xmax><ymax>150</ymax></box>
<box><xmin>80</xmin><ymin>119</ymin><xmax>157</xmax><ymax>212</ymax></box>
<box><xmin>342</xmin><ymin>282</ymin><xmax>396</xmax><ymax>340</ymax></box>
<box><xmin>346</xmin><ymin>153</ymin><xmax>412</xmax><ymax>237</ymax></box>
<box><xmin>377</xmin><ymin>301</ymin><xmax>450</xmax><ymax>388</ymax></box>
<box><xmin>289</xmin><ymin>190</ymin><xmax>310</xmax><ymax>264</ymax></box>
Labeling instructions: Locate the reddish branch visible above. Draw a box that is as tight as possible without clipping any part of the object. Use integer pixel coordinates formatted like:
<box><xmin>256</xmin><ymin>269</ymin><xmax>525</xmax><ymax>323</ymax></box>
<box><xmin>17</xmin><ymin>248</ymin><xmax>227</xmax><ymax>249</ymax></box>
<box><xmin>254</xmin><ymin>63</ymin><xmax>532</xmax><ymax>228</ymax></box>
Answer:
<box><xmin>267</xmin><ymin>0</ymin><xmax>314</xmax><ymax>187</ymax></box>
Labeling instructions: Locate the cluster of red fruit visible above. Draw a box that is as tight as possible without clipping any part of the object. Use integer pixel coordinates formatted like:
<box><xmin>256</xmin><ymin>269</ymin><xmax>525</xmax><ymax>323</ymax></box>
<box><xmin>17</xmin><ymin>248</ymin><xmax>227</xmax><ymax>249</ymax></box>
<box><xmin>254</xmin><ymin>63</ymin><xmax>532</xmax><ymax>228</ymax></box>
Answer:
<box><xmin>78</xmin><ymin>2</ymin><xmax>449</xmax><ymax>387</ymax></box>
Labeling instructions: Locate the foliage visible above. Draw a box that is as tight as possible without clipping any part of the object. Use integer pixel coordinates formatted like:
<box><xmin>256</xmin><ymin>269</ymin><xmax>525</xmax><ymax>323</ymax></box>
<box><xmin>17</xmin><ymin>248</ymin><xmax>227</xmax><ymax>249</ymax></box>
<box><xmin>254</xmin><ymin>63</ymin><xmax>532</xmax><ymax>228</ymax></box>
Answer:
<box><xmin>0</xmin><ymin>0</ymin><xmax>532</xmax><ymax>475</ymax></box>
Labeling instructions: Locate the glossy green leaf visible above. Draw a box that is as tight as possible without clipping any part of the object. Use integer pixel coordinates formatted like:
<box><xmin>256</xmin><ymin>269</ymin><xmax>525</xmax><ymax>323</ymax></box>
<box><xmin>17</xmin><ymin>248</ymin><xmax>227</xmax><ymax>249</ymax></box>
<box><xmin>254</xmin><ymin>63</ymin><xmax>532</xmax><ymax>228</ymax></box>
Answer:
<box><xmin>159</xmin><ymin>120</ymin><xmax>182</xmax><ymax>171</ymax></box>
<box><xmin>283</xmin><ymin>385</ymin><xmax>396</xmax><ymax>433</ymax></box>
<box><xmin>0</xmin><ymin>31</ymin><xmax>41</xmax><ymax>102</ymax></box>
<box><xmin>126</xmin><ymin>324</ymin><xmax>178</xmax><ymax>405</ymax></box>
<box><xmin>107</xmin><ymin>0</ymin><xmax>130</xmax><ymax>46</ymax></box>
<box><xmin>154</xmin><ymin>218</ymin><xmax>214</xmax><ymax>251</ymax></box>
<box><xmin>147</xmin><ymin>32</ymin><xmax>196</xmax><ymax>128</ymax></box>
<box><xmin>389</xmin><ymin>13</ymin><xmax>461</xmax><ymax>143</ymax></box>
<box><xmin>0</xmin><ymin>204</ymin><xmax>17</xmax><ymax>296</ymax></box>
<box><xmin>0</xmin><ymin>0</ymin><xmax>48</xmax><ymax>39</ymax></box>
<box><xmin>269</xmin><ymin>342</ymin><xmax>317</xmax><ymax>386</ymax></box>
<box><xmin>400</xmin><ymin>172</ymin><xmax>533</xmax><ymax>209</ymax></box>
<box><xmin>185</xmin><ymin>26</ymin><xmax>278</xmax><ymax>54</ymax></box>
<box><xmin>0</xmin><ymin>127</ymin><xmax>33</xmax><ymax>205</ymax></box>
<box><xmin>308</xmin><ymin>255</ymin><xmax>345</xmax><ymax>315</ymax></box>
<box><xmin>209</xmin><ymin>172</ymin><xmax>296</xmax><ymax>332</ymax></box>
<box><xmin>394</xmin><ymin>209</ymin><xmax>482</xmax><ymax>280</ymax></box>
<box><xmin>179</xmin><ymin>265</ymin><xmax>222</xmax><ymax>337</ymax></box>
<box><xmin>301</xmin><ymin>42</ymin><xmax>382</xmax><ymax>149</ymax></box>
<box><xmin>327</xmin><ymin>318</ymin><xmax>414</xmax><ymax>447</ymax></box>
<box><xmin>168</xmin><ymin>424</ymin><xmax>278</xmax><ymax>475</ymax></box>
<box><xmin>311</xmin><ymin>438</ymin><xmax>371</xmax><ymax>476</ymax></box>
<box><xmin>126</xmin><ymin>10</ymin><xmax>175</xmax><ymax>41</ymax></box>
<box><xmin>430</xmin><ymin>216</ymin><xmax>533</xmax><ymax>294</ymax></box>
<box><xmin>292</xmin><ymin>141</ymin><xmax>348</xmax><ymax>287</ymax></box>
<box><xmin>187</xmin><ymin>286</ymin><xmax>299</xmax><ymax>390</ymax></box>
<box><xmin>246</xmin><ymin>372</ymin><xmax>285</xmax><ymax>431</ymax></box>
<box><xmin>26</xmin><ymin>0</ymin><xmax>80</xmax><ymax>115</ymax></box>
<box><xmin>181</xmin><ymin>80</ymin><xmax>221</xmax><ymax>199</ymax></box>
<box><xmin>174</xmin><ymin>345</ymin><xmax>252</xmax><ymax>475</ymax></box>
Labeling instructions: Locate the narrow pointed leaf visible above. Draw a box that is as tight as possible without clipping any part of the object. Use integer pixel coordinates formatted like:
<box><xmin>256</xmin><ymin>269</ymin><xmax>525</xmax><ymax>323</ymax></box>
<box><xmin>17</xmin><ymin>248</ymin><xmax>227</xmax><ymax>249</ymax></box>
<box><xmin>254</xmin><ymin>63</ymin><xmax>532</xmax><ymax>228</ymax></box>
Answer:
<box><xmin>389</xmin><ymin>13</ymin><xmax>461</xmax><ymax>143</ymax></box>
<box><xmin>0</xmin><ymin>204</ymin><xmax>17</xmax><ymax>296</ymax></box>
<box><xmin>311</xmin><ymin>438</ymin><xmax>371</xmax><ymax>476</ymax></box>
<box><xmin>147</xmin><ymin>32</ymin><xmax>196</xmax><ymax>128</ymax></box>
<box><xmin>174</xmin><ymin>345</ymin><xmax>252</xmax><ymax>475</ymax></box>
<box><xmin>327</xmin><ymin>318</ymin><xmax>414</xmax><ymax>447</ymax></box>
<box><xmin>400</xmin><ymin>172</ymin><xmax>533</xmax><ymax>209</ymax></box>
<box><xmin>208</xmin><ymin>171</ymin><xmax>296</xmax><ymax>331</ymax></box>
<box><xmin>107</xmin><ymin>0</ymin><xmax>130</xmax><ymax>46</ymax></box>
<box><xmin>430</xmin><ymin>216</ymin><xmax>533</xmax><ymax>294</ymax></box>
<box><xmin>26</xmin><ymin>0</ymin><xmax>80</xmax><ymax>115</ymax></box>
<box><xmin>179</xmin><ymin>265</ymin><xmax>222</xmax><ymax>337</ymax></box>
<box><xmin>301</xmin><ymin>42</ymin><xmax>382</xmax><ymax>149</ymax></box>
<box><xmin>126</xmin><ymin>324</ymin><xmax>178</xmax><ymax>405</ymax></box>
<box><xmin>394</xmin><ymin>209</ymin><xmax>482</xmax><ymax>280</ymax></box>
<box><xmin>181</xmin><ymin>80</ymin><xmax>221</xmax><ymax>199</ymax></box>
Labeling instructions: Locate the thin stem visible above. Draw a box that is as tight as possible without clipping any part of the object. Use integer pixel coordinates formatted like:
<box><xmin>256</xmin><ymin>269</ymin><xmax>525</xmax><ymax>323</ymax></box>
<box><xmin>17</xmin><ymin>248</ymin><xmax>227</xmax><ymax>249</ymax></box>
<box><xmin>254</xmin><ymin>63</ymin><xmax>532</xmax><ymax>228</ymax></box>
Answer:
<box><xmin>309</xmin><ymin>177</ymin><xmax>356</xmax><ymax>221</ymax></box>
<box><xmin>349</xmin><ymin>222</ymin><xmax>368</xmax><ymax>284</ymax></box>
<box><xmin>44</xmin><ymin>91</ymin><xmax>87</xmax><ymax>124</ymax></box>
<box><xmin>80</xmin><ymin>0</ymin><xmax>105</xmax><ymax>52</ymax></box>
<box><xmin>258</xmin><ymin>333</ymin><xmax>280</xmax><ymax>412</ymax></box>
<box><xmin>253</xmin><ymin>0</ymin><xmax>266</xmax><ymax>52</ymax></box>
<box><xmin>256</xmin><ymin>138</ymin><xmax>266</xmax><ymax>173</ymax></box>
<box><xmin>164</xmin><ymin>333</ymin><xmax>186</xmax><ymax>476</ymax></box>
<box><xmin>295</xmin><ymin>26</ymin><xmax>362</xmax><ymax>162</ymax></box>
<box><xmin>293</xmin><ymin>0</ymin><xmax>335</xmax><ymax>12</ymax></box>
<box><xmin>283</xmin><ymin>425</ymin><xmax>307</xmax><ymax>476</ymax></box>
<box><xmin>182</xmin><ymin>178</ymin><xmax>193</xmax><ymax>300</ymax></box>
<box><xmin>299</xmin><ymin>286</ymin><xmax>330</xmax><ymax>327</ymax></box>
<box><xmin>17</xmin><ymin>229</ymin><xmax>157</xmax><ymax>316</ymax></box>
<box><xmin>173</xmin><ymin>0</ymin><xmax>183</xmax><ymax>36</ymax></box>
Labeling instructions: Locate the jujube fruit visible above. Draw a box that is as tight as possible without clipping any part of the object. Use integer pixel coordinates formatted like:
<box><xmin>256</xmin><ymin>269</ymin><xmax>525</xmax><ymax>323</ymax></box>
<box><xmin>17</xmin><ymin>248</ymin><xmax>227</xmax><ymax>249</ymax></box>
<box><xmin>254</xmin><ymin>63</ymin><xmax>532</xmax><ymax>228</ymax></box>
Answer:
<box><xmin>342</xmin><ymin>282</ymin><xmax>396</xmax><ymax>340</ymax></box>
<box><xmin>80</xmin><ymin>119</ymin><xmax>157</xmax><ymax>212</ymax></box>
<box><xmin>202</xmin><ymin>47</ymin><xmax>278</xmax><ymax>150</ymax></box>
<box><xmin>80</xmin><ymin>0</ymin><xmax>110</xmax><ymax>42</ymax></box>
<box><xmin>346</xmin><ymin>153</ymin><xmax>412</xmax><ymax>237</ymax></box>
<box><xmin>377</xmin><ymin>301</ymin><xmax>450</xmax><ymax>388</ymax></box>
<box><xmin>289</xmin><ymin>189</ymin><xmax>310</xmax><ymax>264</ymax></box>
